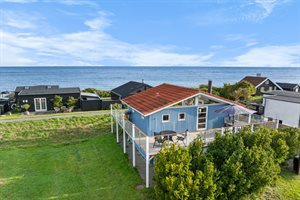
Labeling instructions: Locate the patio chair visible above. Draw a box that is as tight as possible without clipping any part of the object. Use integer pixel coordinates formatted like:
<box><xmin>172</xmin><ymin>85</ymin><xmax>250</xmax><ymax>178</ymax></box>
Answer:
<box><xmin>176</xmin><ymin>129</ymin><xmax>188</xmax><ymax>146</ymax></box>
<box><xmin>153</xmin><ymin>132</ymin><xmax>164</xmax><ymax>148</ymax></box>
<box><xmin>61</xmin><ymin>106</ymin><xmax>67</xmax><ymax>113</ymax></box>
<box><xmin>67</xmin><ymin>106</ymin><xmax>74</xmax><ymax>112</ymax></box>
<box><xmin>54</xmin><ymin>107</ymin><xmax>60</xmax><ymax>113</ymax></box>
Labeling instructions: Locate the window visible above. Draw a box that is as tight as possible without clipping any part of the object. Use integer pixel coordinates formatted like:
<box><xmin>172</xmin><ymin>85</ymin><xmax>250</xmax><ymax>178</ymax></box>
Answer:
<box><xmin>178</xmin><ymin>112</ymin><xmax>185</xmax><ymax>121</ymax></box>
<box><xmin>265</xmin><ymin>80</ymin><xmax>269</xmax><ymax>84</ymax></box>
<box><xmin>162</xmin><ymin>114</ymin><xmax>170</xmax><ymax>122</ymax></box>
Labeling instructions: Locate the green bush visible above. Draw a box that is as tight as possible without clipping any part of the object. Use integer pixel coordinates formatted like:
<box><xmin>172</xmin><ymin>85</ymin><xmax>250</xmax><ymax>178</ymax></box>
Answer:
<box><xmin>51</xmin><ymin>95</ymin><xmax>63</xmax><ymax>108</ymax></box>
<box><xmin>66</xmin><ymin>96</ymin><xmax>78</xmax><ymax>108</ymax></box>
<box><xmin>22</xmin><ymin>103</ymin><xmax>30</xmax><ymax>111</ymax></box>
<box><xmin>154</xmin><ymin>126</ymin><xmax>297</xmax><ymax>200</ymax></box>
<box><xmin>154</xmin><ymin>139</ymin><xmax>216</xmax><ymax>200</ymax></box>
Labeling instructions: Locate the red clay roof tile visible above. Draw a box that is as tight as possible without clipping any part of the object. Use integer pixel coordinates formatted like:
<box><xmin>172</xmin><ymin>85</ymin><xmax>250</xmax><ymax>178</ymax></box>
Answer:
<box><xmin>122</xmin><ymin>83</ymin><xmax>246</xmax><ymax>116</ymax></box>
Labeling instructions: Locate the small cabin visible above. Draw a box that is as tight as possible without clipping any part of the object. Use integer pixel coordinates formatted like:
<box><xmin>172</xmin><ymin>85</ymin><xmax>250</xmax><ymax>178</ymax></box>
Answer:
<box><xmin>122</xmin><ymin>83</ymin><xmax>246</xmax><ymax>136</ymax></box>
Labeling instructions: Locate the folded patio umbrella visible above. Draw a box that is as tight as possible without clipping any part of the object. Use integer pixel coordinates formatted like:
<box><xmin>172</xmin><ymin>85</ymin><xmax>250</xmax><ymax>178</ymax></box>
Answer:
<box><xmin>215</xmin><ymin>104</ymin><xmax>256</xmax><ymax>115</ymax></box>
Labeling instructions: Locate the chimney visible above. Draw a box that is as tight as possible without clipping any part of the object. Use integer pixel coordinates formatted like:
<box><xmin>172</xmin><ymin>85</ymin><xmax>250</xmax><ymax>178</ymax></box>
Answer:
<box><xmin>256</xmin><ymin>73</ymin><xmax>261</xmax><ymax>77</ymax></box>
<box><xmin>208</xmin><ymin>80</ymin><xmax>213</xmax><ymax>94</ymax></box>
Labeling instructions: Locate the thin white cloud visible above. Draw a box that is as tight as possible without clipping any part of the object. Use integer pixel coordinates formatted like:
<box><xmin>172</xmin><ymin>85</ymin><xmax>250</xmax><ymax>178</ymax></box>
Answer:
<box><xmin>222</xmin><ymin>45</ymin><xmax>300</xmax><ymax>67</ymax></box>
<box><xmin>1</xmin><ymin>0</ymin><xmax>37</xmax><ymax>3</ymax></box>
<box><xmin>0</xmin><ymin>14</ymin><xmax>213</xmax><ymax>66</ymax></box>
<box><xmin>190</xmin><ymin>0</ymin><xmax>290</xmax><ymax>26</ymax></box>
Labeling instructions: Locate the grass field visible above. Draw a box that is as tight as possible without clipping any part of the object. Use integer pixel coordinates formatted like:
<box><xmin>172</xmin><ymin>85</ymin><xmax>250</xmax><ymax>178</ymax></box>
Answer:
<box><xmin>0</xmin><ymin>115</ymin><xmax>150</xmax><ymax>200</ymax></box>
<box><xmin>261</xmin><ymin>169</ymin><xmax>300</xmax><ymax>200</ymax></box>
<box><xmin>0</xmin><ymin>115</ymin><xmax>299</xmax><ymax>199</ymax></box>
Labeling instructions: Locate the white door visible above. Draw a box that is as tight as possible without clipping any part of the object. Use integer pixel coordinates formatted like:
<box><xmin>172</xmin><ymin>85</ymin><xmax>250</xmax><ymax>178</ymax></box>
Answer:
<box><xmin>34</xmin><ymin>98</ymin><xmax>47</xmax><ymax>112</ymax></box>
<box><xmin>197</xmin><ymin>106</ymin><xmax>207</xmax><ymax>130</ymax></box>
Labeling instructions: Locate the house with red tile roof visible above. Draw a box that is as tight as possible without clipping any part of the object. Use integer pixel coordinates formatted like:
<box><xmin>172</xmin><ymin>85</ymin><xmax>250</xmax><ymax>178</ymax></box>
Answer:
<box><xmin>240</xmin><ymin>75</ymin><xmax>282</xmax><ymax>95</ymax></box>
<box><xmin>122</xmin><ymin>83</ymin><xmax>254</xmax><ymax>136</ymax></box>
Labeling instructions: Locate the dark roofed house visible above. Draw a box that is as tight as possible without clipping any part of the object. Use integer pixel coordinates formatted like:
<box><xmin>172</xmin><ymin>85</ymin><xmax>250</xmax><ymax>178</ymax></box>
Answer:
<box><xmin>111</xmin><ymin>81</ymin><xmax>152</xmax><ymax>100</ymax></box>
<box><xmin>15</xmin><ymin>85</ymin><xmax>80</xmax><ymax>112</ymax></box>
<box><xmin>276</xmin><ymin>82</ymin><xmax>300</xmax><ymax>92</ymax></box>
<box><xmin>240</xmin><ymin>75</ymin><xmax>282</xmax><ymax>95</ymax></box>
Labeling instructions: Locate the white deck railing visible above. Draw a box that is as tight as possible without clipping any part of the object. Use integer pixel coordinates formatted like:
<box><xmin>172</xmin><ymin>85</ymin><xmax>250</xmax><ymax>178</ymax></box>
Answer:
<box><xmin>110</xmin><ymin>105</ymin><xmax>268</xmax><ymax>188</ymax></box>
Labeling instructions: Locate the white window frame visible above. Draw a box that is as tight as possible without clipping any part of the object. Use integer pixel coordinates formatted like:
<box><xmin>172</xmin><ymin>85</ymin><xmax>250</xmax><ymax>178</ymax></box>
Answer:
<box><xmin>197</xmin><ymin>106</ymin><xmax>208</xmax><ymax>130</ymax></box>
<box><xmin>34</xmin><ymin>98</ymin><xmax>47</xmax><ymax>112</ymax></box>
<box><xmin>178</xmin><ymin>112</ymin><xmax>186</xmax><ymax>121</ymax></box>
<box><xmin>162</xmin><ymin>114</ymin><xmax>170</xmax><ymax>123</ymax></box>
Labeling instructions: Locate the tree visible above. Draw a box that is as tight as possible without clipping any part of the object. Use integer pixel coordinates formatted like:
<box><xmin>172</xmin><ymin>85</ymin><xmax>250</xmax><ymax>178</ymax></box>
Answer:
<box><xmin>66</xmin><ymin>96</ymin><xmax>78</xmax><ymax>108</ymax></box>
<box><xmin>206</xmin><ymin>129</ymin><xmax>284</xmax><ymax>199</ymax></box>
<box><xmin>154</xmin><ymin>144</ymin><xmax>194</xmax><ymax>200</ymax></box>
<box><xmin>154</xmin><ymin>140</ymin><xmax>217</xmax><ymax>200</ymax></box>
<box><xmin>222</xmin><ymin>81</ymin><xmax>256</xmax><ymax>101</ymax></box>
<box><xmin>189</xmin><ymin>138</ymin><xmax>217</xmax><ymax>200</ymax></box>
<box><xmin>51</xmin><ymin>95</ymin><xmax>63</xmax><ymax>108</ymax></box>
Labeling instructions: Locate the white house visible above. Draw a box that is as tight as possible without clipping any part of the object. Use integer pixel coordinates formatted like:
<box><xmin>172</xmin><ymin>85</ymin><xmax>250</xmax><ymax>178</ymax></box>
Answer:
<box><xmin>263</xmin><ymin>91</ymin><xmax>300</xmax><ymax>128</ymax></box>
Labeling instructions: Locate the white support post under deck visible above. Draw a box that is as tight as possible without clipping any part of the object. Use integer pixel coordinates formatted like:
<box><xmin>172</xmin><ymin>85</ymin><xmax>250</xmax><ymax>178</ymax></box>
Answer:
<box><xmin>251</xmin><ymin>124</ymin><xmax>254</xmax><ymax>132</ymax></box>
<box><xmin>248</xmin><ymin>114</ymin><xmax>252</xmax><ymax>124</ymax></box>
<box><xmin>145</xmin><ymin>136</ymin><xmax>150</xmax><ymax>188</ymax></box>
<box><xmin>132</xmin><ymin>124</ymin><xmax>136</xmax><ymax>167</ymax></box>
<box><xmin>122</xmin><ymin>114</ymin><xmax>126</xmax><ymax>154</ymax></box>
<box><xmin>110</xmin><ymin>104</ymin><xmax>113</xmax><ymax>133</ymax></box>
<box><xmin>116</xmin><ymin>112</ymin><xmax>119</xmax><ymax>143</ymax></box>
<box><xmin>221</xmin><ymin>127</ymin><xmax>225</xmax><ymax>136</ymax></box>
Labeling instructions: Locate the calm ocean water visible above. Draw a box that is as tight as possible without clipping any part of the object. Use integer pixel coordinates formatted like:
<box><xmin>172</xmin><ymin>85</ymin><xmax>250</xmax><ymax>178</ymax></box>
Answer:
<box><xmin>1</xmin><ymin>67</ymin><xmax>300</xmax><ymax>91</ymax></box>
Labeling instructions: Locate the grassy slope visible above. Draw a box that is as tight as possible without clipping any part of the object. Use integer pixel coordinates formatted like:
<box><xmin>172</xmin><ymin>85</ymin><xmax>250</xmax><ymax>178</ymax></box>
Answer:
<box><xmin>262</xmin><ymin>169</ymin><xmax>300</xmax><ymax>200</ymax></box>
<box><xmin>0</xmin><ymin>115</ymin><xmax>149</xmax><ymax>200</ymax></box>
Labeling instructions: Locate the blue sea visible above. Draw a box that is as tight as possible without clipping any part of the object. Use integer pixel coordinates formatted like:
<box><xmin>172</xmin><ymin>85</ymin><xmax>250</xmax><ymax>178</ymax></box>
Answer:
<box><xmin>1</xmin><ymin>67</ymin><xmax>300</xmax><ymax>91</ymax></box>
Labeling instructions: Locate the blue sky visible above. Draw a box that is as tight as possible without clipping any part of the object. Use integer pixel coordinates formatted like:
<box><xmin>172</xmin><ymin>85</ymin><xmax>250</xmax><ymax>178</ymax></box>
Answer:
<box><xmin>0</xmin><ymin>0</ymin><xmax>299</xmax><ymax>67</ymax></box>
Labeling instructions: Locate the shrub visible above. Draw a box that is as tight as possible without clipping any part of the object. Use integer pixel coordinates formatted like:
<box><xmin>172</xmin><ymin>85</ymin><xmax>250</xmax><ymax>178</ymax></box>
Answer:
<box><xmin>22</xmin><ymin>103</ymin><xmax>30</xmax><ymax>111</ymax></box>
<box><xmin>51</xmin><ymin>95</ymin><xmax>63</xmax><ymax>108</ymax></box>
<box><xmin>154</xmin><ymin>140</ymin><xmax>216</xmax><ymax>200</ymax></box>
<box><xmin>66</xmin><ymin>96</ymin><xmax>78</xmax><ymax>108</ymax></box>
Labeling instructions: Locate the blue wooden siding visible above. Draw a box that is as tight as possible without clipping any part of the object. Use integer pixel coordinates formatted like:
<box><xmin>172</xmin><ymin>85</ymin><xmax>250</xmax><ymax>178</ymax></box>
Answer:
<box><xmin>148</xmin><ymin>106</ymin><xmax>197</xmax><ymax>136</ymax></box>
<box><xmin>129</xmin><ymin>103</ymin><xmax>229</xmax><ymax>136</ymax></box>
<box><xmin>128</xmin><ymin>107</ymin><xmax>150</xmax><ymax>134</ymax></box>
<box><xmin>206</xmin><ymin>104</ymin><xmax>228</xmax><ymax>129</ymax></box>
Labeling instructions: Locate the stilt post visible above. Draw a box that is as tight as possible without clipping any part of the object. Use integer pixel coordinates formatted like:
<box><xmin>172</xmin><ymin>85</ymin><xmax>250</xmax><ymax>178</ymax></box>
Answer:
<box><xmin>221</xmin><ymin>127</ymin><xmax>225</xmax><ymax>136</ymax></box>
<box><xmin>132</xmin><ymin>124</ymin><xmax>136</xmax><ymax>167</ymax></box>
<box><xmin>122</xmin><ymin>114</ymin><xmax>126</xmax><ymax>154</ymax></box>
<box><xmin>116</xmin><ymin>112</ymin><xmax>119</xmax><ymax>143</ymax></box>
<box><xmin>146</xmin><ymin>136</ymin><xmax>150</xmax><ymax>188</ymax></box>
<box><xmin>110</xmin><ymin>104</ymin><xmax>113</xmax><ymax>133</ymax></box>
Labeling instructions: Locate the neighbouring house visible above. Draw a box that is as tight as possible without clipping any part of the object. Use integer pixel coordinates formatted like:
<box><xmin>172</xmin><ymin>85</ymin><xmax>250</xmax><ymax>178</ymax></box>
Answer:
<box><xmin>0</xmin><ymin>98</ymin><xmax>10</xmax><ymax>115</ymax></box>
<box><xmin>276</xmin><ymin>82</ymin><xmax>300</xmax><ymax>92</ymax></box>
<box><xmin>111</xmin><ymin>81</ymin><xmax>152</xmax><ymax>100</ymax></box>
<box><xmin>122</xmin><ymin>83</ymin><xmax>253</xmax><ymax>136</ymax></box>
<box><xmin>263</xmin><ymin>90</ymin><xmax>300</xmax><ymax>128</ymax></box>
<box><xmin>15</xmin><ymin>85</ymin><xmax>81</xmax><ymax>112</ymax></box>
<box><xmin>240</xmin><ymin>75</ymin><xmax>282</xmax><ymax>95</ymax></box>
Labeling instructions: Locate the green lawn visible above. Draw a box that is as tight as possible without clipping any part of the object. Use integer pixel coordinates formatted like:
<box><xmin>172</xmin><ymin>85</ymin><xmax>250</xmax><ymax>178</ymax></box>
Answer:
<box><xmin>0</xmin><ymin>115</ymin><xmax>150</xmax><ymax>200</ymax></box>
<box><xmin>0</xmin><ymin>115</ymin><xmax>298</xmax><ymax>199</ymax></box>
<box><xmin>261</xmin><ymin>169</ymin><xmax>300</xmax><ymax>200</ymax></box>
<box><xmin>0</xmin><ymin>110</ymin><xmax>109</xmax><ymax>120</ymax></box>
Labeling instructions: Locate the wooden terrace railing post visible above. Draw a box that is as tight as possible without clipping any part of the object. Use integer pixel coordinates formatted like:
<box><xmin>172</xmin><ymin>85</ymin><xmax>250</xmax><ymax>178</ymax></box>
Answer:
<box><xmin>132</xmin><ymin>124</ymin><xmax>136</xmax><ymax>167</ymax></box>
<box><xmin>248</xmin><ymin>114</ymin><xmax>252</xmax><ymax>124</ymax></box>
<box><xmin>116</xmin><ymin>111</ymin><xmax>119</xmax><ymax>143</ymax></box>
<box><xmin>146</xmin><ymin>136</ymin><xmax>150</xmax><ymax>188</ymax></box>
<box><xmin>110</xmin><ymin>104</ymin><xmax>113</xmax><ymax>133</ymax></box>
<box><xmin>122</xmin><ymin>114</ymin><xmax>126</xmax><ymax>154</ymax></box>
